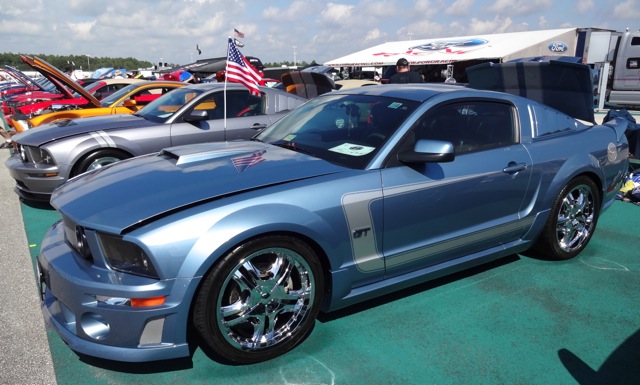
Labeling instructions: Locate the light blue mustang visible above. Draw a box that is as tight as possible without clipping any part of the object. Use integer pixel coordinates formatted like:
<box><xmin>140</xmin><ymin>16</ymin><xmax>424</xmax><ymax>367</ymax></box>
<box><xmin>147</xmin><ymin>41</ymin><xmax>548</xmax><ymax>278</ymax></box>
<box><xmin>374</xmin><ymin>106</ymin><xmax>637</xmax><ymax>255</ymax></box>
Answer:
<box><xmin>37</xmin><ymin>61</ymin><xmax>629</xmax><ymax>364</ymax></box>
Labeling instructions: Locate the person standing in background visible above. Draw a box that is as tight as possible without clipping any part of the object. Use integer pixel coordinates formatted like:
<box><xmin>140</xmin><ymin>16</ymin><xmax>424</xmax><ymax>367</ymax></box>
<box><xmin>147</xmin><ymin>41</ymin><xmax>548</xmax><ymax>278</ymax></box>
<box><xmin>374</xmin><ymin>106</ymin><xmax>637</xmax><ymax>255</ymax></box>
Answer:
<box><xmin>388</xmin><ymin>58</ymin><xmax>423</xmax><ymax>84</ymax></box>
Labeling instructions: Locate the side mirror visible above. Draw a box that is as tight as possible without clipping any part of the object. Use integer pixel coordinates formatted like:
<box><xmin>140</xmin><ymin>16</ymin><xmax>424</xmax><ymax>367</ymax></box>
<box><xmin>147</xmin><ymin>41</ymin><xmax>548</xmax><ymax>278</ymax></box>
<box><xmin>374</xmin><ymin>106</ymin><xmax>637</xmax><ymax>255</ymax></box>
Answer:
<box><xmin>184</xmin><ymin>110</ymin><xmax>208</xmax><ymax>122</ymax></box>
<box><xmin>398</xmin><ymin>139</ymin><xmax>455</xmax><ymax>163</ymax></box>
<box><xmin>123</xmin><ymin>99</ymin><xmax>137</xmax><ymax>107</ymax></box>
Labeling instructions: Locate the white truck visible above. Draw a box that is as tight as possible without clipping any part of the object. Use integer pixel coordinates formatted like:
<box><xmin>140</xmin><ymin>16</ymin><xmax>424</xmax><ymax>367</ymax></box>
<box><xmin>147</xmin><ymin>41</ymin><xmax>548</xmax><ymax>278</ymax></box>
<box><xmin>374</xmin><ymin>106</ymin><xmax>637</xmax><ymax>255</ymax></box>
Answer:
<box><xmin>585</xmin><ymin>28</ymin><xmax>640</xmax><ymax>110</ymax></box>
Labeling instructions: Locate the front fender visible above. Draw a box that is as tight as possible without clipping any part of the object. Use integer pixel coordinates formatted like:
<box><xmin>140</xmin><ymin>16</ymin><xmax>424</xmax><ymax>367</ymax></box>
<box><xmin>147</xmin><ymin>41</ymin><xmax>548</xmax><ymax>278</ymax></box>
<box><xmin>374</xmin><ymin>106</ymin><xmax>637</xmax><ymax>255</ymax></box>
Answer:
<box><xmin>137</xmin><ymin>202</ymin><xmax>347</xmax><ymax>282</ymax></box>
<box><xmin>188</xmin><ymin>203</ymin><xmax>344</xmax><ymax>277</ymax></box>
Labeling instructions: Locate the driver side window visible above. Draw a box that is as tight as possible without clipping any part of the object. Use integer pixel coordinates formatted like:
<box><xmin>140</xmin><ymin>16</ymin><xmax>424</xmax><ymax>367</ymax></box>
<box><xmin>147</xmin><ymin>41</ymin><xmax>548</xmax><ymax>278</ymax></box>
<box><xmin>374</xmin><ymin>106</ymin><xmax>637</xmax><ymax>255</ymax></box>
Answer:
<box><xmin>192</xmin><ymin>91</ymin><xmax>265</xmax><ymax>120</ymax></box>
<box><xmin>225</xmin><ymin>91</ymin><xmax>265</xmax><ymax>118</ymax></box>
<box><xmin>414</xmin><ymin>101</ymin><xmax>515</xmax><ymax>154</ymax></box>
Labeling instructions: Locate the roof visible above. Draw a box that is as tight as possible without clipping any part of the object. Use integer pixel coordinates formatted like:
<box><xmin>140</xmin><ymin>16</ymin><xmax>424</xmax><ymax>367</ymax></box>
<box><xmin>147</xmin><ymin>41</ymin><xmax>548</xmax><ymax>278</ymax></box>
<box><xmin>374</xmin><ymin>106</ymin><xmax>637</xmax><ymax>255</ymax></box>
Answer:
<box><xmin>324</xmin><ymin>28</ymin><xmax>579</xmax><ymax>67</ymax></box>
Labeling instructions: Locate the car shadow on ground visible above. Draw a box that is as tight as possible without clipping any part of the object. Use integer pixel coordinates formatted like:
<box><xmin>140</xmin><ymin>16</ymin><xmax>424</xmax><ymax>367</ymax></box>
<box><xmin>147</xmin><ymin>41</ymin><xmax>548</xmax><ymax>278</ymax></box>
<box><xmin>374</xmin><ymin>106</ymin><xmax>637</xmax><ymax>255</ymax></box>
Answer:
<box><xmin>19</xmin><ymin>197</ymin><xmax>55</xmax><ymax>210</ymax></box>
<box><xmin>76</xmin><ymin>352</ymin><xmax>195</xmax><ymax>373</ymax></box>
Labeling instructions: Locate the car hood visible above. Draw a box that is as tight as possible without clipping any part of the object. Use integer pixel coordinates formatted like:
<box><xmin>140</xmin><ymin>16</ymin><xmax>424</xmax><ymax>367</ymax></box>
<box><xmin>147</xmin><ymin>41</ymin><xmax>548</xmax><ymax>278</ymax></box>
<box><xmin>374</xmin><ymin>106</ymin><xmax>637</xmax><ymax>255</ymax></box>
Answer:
<box><xmin>3</xmin><ymin>65</ymin><xmax>41</xmax><ymax>90</ymax></box>
<box><xmin>13</xmin><ymin>114</ymin><xmax>152</xmax><ymax>146</ymax></box>
<box><xmin>9</xmin><ymin>91</ymin><xmax>62</xmax><ymax>101</ymax></box>
<box><xmin>19</xmin><ymin>55</ymin><xmax>101</xmax><ymax>108</ymax></box>
<box><xmin>51</xmin><ymin>141</ymin><xmax>347</xmax><ymax>233</ymax></box>
<box><xmin>466</xmin><ymin>60</ymin><xmax>595</xmax><ymax>124</ymax></box>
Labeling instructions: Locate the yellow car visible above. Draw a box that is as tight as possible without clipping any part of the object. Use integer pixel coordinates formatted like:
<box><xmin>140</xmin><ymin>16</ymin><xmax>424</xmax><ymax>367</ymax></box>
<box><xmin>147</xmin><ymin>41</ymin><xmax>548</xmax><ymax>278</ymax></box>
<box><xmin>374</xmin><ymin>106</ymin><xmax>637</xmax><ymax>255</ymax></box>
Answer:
<box><xmin>13</xmin><ymin>80</ymin><xmax>185</xmax><ymax>130</ymax></box>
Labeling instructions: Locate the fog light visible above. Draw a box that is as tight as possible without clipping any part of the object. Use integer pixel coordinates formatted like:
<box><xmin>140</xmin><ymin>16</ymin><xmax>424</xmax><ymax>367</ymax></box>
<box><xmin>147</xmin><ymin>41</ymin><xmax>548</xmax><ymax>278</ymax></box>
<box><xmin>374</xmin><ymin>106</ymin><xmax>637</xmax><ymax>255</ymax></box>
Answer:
<box><xmin>81</xmin><ymin>313</ymin><xmax>110</xmax><ymax>340</ymax></box>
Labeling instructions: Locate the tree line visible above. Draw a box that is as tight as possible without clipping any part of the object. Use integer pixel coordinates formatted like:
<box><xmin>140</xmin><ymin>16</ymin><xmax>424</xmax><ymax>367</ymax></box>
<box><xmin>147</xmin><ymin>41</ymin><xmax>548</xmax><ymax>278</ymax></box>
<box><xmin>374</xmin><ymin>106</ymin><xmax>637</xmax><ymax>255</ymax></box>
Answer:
<box><xmin>262</xmin><ymin>60</ymin><xmax>318</xmax><ymax>68</ymax></box>
<box><xmin>0</xmin><ymin>52</ymin><xmax>153</xmax><ymax>72</ymax></box>
<box><xmin>0</xmin><ymin>52</ymin><xmax>320</xmax><ymax>73</ymax></box>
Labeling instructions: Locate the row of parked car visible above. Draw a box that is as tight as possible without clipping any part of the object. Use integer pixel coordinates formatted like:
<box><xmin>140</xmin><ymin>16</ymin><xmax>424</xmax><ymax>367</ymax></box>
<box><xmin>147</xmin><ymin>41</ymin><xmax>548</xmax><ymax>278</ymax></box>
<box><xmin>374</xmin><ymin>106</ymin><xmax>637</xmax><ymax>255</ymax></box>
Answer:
<box><xmin>1</xmin><ymin>56</ymin><xmax>631</xmax><ymax>366</ymax></box>
<box><xmin>1</xmin><ymin>56</ymin><xmax>308</xmax><ymax>201</ymax></box>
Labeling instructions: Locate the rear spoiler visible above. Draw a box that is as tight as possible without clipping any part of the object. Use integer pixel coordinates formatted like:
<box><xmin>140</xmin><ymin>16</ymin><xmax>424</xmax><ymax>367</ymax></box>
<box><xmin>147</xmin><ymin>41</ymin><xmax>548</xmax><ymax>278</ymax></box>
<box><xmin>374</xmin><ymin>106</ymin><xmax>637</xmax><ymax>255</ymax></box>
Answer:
<box><xmin>467</xmin><ymin>61</ymin><xmax>595</xmax><ymax>124</ymax></box>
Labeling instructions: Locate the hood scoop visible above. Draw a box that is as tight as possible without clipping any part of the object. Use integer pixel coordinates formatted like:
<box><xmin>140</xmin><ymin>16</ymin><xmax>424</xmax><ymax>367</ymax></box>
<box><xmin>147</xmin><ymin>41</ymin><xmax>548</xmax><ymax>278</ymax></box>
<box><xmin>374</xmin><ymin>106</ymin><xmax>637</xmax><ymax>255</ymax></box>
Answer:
<box><xmin>161</xmin><ymin>143</ymin><xmax>267</xmax><ymax>166</ymax></box>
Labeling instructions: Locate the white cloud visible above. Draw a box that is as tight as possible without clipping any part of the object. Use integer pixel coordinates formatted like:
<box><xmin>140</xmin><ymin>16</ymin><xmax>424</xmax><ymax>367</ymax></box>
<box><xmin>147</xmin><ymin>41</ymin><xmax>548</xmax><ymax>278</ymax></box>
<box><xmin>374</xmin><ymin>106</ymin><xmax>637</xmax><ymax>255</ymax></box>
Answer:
<box><xmin>444</xmin><ymin>0</ymin><xmax>475</xmax><ymax>16</ymax></box>
<box><xmin>320</xmin><ymin>3</ymin><xmax>355</xmax><ymax>24</ymax></box>
<box><xmin>364</xmin><ymin>28</ymin><xmax>387</xmax><ymax>42</ymax></box>
<box><xmin>612</xmin><ymin>0</ymin><xmax>640</xmax><ymax>19</ymax></box>
<box><xmin>488</xmin><ymin>0</ymin><xmax>552</xmax><ymax>16</ymax></box>
<box><xmin>67</xmin><ymin>21</ymin><xmax>96</xmax><ymax>41</ymax></box>
<box><xmin>538</xmin><ymin>16</ymin><xmax>548</xmax><ymax>29</ymax></box>
<box><xmin>576</xmin><ymin>0</ymin><xmax>594</xmax><ymax>13</ymax></box>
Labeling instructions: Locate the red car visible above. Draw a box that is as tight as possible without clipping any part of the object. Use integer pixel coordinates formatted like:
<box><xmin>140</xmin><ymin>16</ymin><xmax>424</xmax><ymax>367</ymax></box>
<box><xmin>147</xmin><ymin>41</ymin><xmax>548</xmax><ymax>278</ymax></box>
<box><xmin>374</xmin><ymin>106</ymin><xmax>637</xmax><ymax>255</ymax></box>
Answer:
<box><xmin>2</xmin><ymin>56</ymin><xmax>135</xmax><ymax>120</ymax></box>
<box><xmin>0</xmin><ymin>66</ymin><xmax>49</xmax><ymax>100</ymax></box>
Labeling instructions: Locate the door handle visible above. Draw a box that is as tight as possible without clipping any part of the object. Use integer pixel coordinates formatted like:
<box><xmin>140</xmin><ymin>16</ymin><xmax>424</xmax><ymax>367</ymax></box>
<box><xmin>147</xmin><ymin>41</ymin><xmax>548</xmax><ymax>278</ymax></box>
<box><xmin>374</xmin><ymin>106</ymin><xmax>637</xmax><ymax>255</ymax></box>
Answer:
<box><xmin>503</xmin><ymin>162</ymin><xmax>527</xmax><ymax>174</ymax></box>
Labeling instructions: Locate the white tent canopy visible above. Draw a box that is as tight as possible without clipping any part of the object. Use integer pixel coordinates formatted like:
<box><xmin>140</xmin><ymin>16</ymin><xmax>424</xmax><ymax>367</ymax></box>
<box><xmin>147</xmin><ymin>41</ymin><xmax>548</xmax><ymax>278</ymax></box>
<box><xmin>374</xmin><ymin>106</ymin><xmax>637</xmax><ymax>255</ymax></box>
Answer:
<box><xmin>324</xmin><ymin>28</ymin><xmax>579</xmax><ymax>67</ymax></box>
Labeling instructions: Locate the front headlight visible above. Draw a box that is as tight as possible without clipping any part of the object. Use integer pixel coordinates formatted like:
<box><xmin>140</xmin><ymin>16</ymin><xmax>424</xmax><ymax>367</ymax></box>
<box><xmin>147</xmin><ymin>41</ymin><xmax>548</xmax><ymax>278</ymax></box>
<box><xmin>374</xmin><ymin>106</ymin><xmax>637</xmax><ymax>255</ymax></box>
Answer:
<box><xmin>19</xmin><ymin>145</ymin><xmax>55</xmax><ymax>165</ymax></box>
<box><xmin>98</xmin><ymin>233</ymin><xmax>159</xmax><ymax>279</ymax></box>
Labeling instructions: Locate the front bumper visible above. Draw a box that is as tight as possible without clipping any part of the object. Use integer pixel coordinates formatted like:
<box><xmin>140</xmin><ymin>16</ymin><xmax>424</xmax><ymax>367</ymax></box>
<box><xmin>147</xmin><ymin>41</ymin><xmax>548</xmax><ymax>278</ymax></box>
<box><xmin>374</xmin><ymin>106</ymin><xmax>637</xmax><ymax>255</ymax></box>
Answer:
<box><xmin>4</xmin><ymin>153</ymin><xmax>64</xmax><ymax>201</ymax></box>
<box><xmin>37</xmin><ymin>220</ymin><xmax>196</xmax><ymax>362</ymax></box>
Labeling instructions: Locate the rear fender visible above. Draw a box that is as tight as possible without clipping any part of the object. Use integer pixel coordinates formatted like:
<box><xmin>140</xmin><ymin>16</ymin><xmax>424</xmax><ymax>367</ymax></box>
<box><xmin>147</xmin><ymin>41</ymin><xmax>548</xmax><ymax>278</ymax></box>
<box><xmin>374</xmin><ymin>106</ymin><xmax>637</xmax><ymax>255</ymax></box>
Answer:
<box><xmin>536</xmin><ymin>152</ymin><xmax>604</xmax><ymax>213</ymax></box>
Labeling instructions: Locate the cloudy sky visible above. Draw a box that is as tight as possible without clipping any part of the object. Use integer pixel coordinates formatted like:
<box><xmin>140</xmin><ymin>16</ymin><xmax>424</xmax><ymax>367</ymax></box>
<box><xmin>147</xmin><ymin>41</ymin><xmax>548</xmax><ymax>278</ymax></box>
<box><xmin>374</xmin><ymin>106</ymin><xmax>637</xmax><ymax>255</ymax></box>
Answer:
<box><xmin>1</xmin><ymin>0</ymin><xmax>638</xmax><ymax>67</ymax></box>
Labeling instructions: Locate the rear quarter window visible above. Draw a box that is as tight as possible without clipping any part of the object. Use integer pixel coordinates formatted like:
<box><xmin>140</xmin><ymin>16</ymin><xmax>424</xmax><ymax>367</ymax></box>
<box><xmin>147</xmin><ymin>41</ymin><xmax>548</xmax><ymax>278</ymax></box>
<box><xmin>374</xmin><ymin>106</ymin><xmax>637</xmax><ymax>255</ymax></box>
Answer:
<box><xmin>531</xmin><ymin>104</ymin><xmax>586</xmax><ymax>138</ymax></box>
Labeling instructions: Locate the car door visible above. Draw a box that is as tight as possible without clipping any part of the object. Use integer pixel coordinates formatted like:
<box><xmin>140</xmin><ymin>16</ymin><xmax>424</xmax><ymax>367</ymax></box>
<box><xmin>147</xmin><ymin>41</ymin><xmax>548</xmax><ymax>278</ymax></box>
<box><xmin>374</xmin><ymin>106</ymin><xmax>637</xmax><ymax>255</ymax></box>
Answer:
<box><xmin>381</xmin><ymin>100</ymin><xmax>533</xmax><ymax>278</ymax></box>
<box><xmin>168</xmin><ymin>90</ymin><xmax>272</xmax><ymax>146</ymax></box>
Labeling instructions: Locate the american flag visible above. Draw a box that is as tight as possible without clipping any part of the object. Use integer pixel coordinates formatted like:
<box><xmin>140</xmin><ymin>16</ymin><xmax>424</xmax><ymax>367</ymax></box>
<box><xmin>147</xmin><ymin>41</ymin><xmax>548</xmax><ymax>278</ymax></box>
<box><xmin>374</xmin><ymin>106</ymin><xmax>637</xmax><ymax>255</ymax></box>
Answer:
<box><xmin>231</xmin><ymin>150</ymin><xmax>266</xmax><ymax>172</ymax></box>
<box><xmin>226</xmin><ymin>38</ymin><xmax>261</xmax><ymax>96</ymax></box>
<box><xmin>233</xmin><ymin>28</ymin><xmax>245</xmax><ymax>38</ymax></box>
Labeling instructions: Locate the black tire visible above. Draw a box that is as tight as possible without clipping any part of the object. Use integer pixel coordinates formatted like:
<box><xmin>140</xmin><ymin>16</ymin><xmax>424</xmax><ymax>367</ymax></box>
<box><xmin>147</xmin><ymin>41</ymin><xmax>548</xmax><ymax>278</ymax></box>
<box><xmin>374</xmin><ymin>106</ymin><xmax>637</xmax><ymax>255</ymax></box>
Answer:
<box><xmin>534</xmin><ymin>176</ymin><xmax>600</xmax><ymax>260</ymax></box>
<box><xmin>193</xmin><ymin>235</ymin><xmax>324</xmax><ymax>364</ymax></box>
<box><xmin>73</xmin><ymin>149</ymin><xmax>130</xmax><ymax>177</ymax></box>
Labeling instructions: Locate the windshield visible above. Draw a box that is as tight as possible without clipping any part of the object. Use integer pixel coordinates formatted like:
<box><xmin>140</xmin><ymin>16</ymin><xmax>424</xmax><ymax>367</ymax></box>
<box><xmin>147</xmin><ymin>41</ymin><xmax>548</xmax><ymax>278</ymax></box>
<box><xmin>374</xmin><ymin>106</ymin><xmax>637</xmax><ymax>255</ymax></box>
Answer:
<box><xmin>256</xmin><ymin>93</ymin><xmax>419</xmax><ymax>169</ymax></box>
<box><xmin>135</xmin><ymin>87</ymin><xmax>203</xmax><ymax>123</ymax></box>
<box><xmin>99</xmin><ymin>83</ymin><xmax>139</xmax><ymax>107</ymax></box>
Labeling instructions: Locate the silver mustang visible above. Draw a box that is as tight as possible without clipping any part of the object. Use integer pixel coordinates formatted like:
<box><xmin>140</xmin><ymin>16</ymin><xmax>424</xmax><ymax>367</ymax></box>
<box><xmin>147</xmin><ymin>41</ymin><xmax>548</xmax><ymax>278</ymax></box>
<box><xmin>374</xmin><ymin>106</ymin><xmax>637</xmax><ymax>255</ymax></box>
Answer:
<box><xmin>5</xmin><ymin>82</ymin><xmax>307</xmax><ymax>201</ymax></box>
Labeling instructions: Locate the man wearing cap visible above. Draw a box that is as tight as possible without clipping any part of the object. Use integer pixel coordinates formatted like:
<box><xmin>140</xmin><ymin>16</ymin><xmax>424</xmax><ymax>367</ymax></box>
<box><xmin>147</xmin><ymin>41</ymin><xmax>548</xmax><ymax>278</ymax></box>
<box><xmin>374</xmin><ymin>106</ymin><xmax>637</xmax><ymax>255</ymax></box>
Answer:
<box><xmin>388</xmin><ymin>58</ymin><xmax>424</xmax><ymax>84</ymax></box>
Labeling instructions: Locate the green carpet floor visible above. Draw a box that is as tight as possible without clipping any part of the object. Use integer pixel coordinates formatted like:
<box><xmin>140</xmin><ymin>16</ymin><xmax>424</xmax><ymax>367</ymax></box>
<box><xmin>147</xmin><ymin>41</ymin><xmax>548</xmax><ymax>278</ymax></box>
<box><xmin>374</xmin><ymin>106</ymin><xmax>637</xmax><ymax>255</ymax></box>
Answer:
<box><xmin>21</xmin><ymin>200</ymin><xmax>640</xmax><ymax>385</ymax></box>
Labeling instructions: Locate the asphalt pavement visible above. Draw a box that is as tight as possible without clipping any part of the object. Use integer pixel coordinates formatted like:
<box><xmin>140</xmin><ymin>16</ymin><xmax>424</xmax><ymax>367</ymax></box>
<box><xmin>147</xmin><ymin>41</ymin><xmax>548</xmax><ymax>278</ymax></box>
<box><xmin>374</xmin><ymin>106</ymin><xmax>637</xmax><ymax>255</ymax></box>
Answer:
<box><xmin>0</xmin><ymin>147</ymin><xmax>57</xmax><ymax>385</ymax></box>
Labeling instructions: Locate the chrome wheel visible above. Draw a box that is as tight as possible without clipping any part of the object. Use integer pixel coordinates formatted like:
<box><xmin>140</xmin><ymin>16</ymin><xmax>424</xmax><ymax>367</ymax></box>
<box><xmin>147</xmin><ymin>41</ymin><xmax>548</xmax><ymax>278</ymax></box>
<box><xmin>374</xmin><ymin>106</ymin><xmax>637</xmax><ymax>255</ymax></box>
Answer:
<box><xmin>84</xmin><ymin>156</ymin><xmax>121</xmax><ymax>171</ymax></box>
<box><xmin>555</xmin><ymin>184</ymin><xmax>595</xmax><ymax>253</ymax></box>
<box><xmin>193</xmin><ymin>236</ymin><xmax>323</xmax><ymax>364</ymax></box>
<box><xmin>534</xmin><ymin>176</ymin><xmax>600</xmax><ymax>260</ymax></box>
<box><xmin>217</xmin><ymin>247</ymin><xmax>315</xmax><ymax>350</ymax></box>
<box><xmin>73</xmin><ymin>149</ymin><xmax>129</xmax><ymax>177</ymax></box>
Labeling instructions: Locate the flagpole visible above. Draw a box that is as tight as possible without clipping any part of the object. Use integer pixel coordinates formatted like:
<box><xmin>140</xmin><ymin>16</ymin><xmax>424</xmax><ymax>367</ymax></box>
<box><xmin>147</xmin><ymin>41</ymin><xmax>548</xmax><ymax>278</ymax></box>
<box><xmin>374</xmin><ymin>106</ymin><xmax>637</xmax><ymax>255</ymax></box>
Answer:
<box><xmin>224</xmin><ymin>37</ymin><xmax>230</xmax><ymax>140</ymax></box>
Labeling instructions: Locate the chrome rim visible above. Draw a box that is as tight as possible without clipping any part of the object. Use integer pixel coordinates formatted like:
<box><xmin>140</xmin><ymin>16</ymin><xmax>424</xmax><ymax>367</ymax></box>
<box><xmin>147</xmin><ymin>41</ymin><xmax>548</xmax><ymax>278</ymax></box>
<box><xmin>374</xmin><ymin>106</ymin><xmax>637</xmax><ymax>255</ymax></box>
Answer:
<box><xmin>86</xmin><ymin>156</ymin><xmax>120</xmax><ymax>171</ymax></box>
<box><xmin>555</xmin><ymin>184</ymin><xmax>595</xmax><ymax>253</ymax></box>
<box><xmin>216</xmin><ymin>247</ymin><xmax>315</xmax><ymax>351</ymax></box>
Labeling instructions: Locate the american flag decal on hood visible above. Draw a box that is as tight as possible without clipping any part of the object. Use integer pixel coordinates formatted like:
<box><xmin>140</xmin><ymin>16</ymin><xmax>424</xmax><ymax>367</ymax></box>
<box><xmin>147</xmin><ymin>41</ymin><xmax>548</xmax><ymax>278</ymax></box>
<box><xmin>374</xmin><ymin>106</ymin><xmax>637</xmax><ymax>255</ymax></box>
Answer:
<box><xmin>231</xmin><ymin>150</ymin><xmax>266</xmax><ymax>172</ymax></box>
